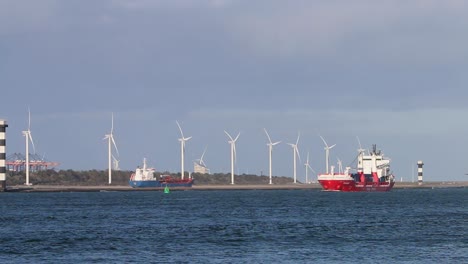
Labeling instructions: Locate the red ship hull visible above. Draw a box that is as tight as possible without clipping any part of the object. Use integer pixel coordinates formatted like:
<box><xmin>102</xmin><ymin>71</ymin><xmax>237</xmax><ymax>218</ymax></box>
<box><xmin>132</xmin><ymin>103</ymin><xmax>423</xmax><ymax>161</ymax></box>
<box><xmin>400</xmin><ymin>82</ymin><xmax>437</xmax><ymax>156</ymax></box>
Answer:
<box><xmin>318</xmin><ymin>179</ymin><xmax>395</xmax><ymax>192</ymax></box>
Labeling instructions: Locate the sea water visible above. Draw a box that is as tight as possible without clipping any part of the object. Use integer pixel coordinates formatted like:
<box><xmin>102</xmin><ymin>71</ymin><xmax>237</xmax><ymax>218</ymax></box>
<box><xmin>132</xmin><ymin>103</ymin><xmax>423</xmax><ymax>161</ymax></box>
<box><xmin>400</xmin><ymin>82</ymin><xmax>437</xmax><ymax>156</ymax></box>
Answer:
<box><xmin>0</xmin><ymin>188</ymin><xmax>466</xmax><ymax>263</ymax></box>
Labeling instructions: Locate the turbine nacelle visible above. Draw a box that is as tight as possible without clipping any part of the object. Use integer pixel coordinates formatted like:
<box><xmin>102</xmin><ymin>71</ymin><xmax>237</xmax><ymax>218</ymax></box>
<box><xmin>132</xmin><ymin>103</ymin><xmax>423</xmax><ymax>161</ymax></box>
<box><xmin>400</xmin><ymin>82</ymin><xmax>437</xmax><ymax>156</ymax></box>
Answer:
<box><xmin>267</xmin><ymin>141</ymin><xmax>281</xmax><ymax>147</ymax></box>
<box><xmin>324</xmin><ymin>144</ymin><xmax>336</xmax><ymax>151</ymax></box>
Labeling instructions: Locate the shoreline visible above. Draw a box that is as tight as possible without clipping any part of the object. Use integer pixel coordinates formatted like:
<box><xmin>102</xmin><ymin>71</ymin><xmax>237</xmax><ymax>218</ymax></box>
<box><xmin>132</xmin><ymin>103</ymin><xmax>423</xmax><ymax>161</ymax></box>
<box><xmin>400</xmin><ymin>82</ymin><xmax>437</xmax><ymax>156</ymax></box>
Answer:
<box><xmin>3</xmin><ymin>181</ymin><xmax>467</xmax><ymax>192</ymax></box>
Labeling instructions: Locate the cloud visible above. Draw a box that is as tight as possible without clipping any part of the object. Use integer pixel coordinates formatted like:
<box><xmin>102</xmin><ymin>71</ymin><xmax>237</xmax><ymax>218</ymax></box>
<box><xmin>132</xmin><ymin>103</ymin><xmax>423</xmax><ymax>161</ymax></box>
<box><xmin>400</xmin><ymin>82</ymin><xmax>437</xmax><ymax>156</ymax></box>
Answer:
<box><xmin>187</xmin><ymin>106</ymin><xmax>468</xmax><ymax>137</ymax></box>
<box><xmin>228</xmin><ymin>1</ymin><xmax>468</xmax><ymax>65</ymax></box>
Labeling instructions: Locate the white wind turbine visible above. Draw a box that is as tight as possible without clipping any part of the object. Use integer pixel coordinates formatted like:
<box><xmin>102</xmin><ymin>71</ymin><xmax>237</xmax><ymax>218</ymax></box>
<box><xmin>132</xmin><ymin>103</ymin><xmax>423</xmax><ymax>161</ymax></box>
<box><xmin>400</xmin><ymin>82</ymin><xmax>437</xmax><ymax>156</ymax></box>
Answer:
<box><xmin>337</xmin><ymin>158</ymin><xmax>343</xmax><ymax>173</ymax></box>
<box><xmin>22</xmin><ymin>108</ymin><xmax>36</xmax><ymax>186</ymax></box>
<box><xmin>320</xmin><ymin>135</ymin><xmax>336</xmax><ymax>174</ymax></box>
<box><xmin>287</xmin><ymin>132</ymin><xmax>301</xmax><ymax>184</ymax></box>
<box><xmin>198</xmin><ymin>147</ymin><xmax>208</xmax><ymax>167</ymax></box>
<box><xmin>104</xmin><ymin>113</ymin><xmax>119</xmax><ymax>184</ymax></box>
<box><xmin>112</xmin><ymin>155</ymin><xmax>120</xmax><ymax>171</ymax></box>
<box><xmin>194</xmin><ymin>146</ymin><xmax>210</xmax><ymax>174</ymax></box>
<box><xmin>264</xmin><ymin>128</ymin><xmax>281</xmax><ymax>185</ymax></box>
<box><xmin>356</xmin><ymin>136</ymin><xmax>365</xmax><ymax>173</ymax></box>
<box><xmin>176</xmin><ymin>121</ymin><xmax>192</xmax><ymax>180</ymax></box>
<box><xmin>304</xmin><ymin>152</ymin><xmax>316</xmax><ymax>184</ymax></box>
<box><xmin>224</xmin><ymin>131</ymin><xmax>240</xmax><ymax>185</ymax></box>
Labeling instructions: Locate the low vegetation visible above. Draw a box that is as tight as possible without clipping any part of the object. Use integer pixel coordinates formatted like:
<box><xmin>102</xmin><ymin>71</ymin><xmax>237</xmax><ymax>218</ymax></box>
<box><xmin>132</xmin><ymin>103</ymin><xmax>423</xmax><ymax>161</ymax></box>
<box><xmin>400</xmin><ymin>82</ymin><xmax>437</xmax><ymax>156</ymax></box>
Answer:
<box><xmin>6</xmin><ymin>170</ymin><xmax>295</xmax><ymax>186</ymax></box>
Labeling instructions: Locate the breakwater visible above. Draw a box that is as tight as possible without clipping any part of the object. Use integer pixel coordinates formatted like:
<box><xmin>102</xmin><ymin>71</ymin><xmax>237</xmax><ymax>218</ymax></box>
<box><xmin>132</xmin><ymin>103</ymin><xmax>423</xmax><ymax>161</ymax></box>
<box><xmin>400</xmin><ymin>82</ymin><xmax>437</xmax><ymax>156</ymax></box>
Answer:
<box><xmin>4</xmin><ymin>181</ymin><xmax>467</xmax><ymax>192</ymax></box>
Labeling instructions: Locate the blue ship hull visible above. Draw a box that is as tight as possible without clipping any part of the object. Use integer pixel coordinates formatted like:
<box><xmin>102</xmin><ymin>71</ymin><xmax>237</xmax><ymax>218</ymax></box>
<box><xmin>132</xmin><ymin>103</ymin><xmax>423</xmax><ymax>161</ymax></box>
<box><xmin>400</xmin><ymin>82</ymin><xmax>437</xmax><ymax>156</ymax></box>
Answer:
<box><xmin>129</xmin><ymin>180</ymin><xmax>194</xmax><ymax>188</ymax></box>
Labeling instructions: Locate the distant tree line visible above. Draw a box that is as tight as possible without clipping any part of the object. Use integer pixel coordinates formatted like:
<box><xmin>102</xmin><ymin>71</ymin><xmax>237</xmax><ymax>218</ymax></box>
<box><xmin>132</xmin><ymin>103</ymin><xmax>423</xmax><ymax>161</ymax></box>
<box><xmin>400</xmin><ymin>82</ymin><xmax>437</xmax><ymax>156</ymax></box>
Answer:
<box><xmin>6</xmin><ymin>170</ymin><xmax>295</xmax><ymax>186</ymax></box>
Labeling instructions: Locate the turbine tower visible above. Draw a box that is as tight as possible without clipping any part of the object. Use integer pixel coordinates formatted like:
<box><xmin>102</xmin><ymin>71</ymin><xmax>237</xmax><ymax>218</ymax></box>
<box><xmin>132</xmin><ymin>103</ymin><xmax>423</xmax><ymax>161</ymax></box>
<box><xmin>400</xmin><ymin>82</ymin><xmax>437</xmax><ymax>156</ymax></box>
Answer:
<box><xmin>224</xmin><ymin>131</ymin><xmax>240</xmax><ymax>185</ymax></box>
<box><xmin>287</xmin><ymin>132</ymin><xmax>301</xmax><ymax>184</ymax></box>
<box><xmin>176</xmin><ymin>121</ymin><xmax>192</xmax><ymax>180</ymax></box>
<box><xmin>304</xmin><ymin>152</ymin><xmax>316</xmax><ymax>184</ymax></box>
<box><xmin>104</xmin><ymin>113</ymin><xmax>119</xmax><ymax>185</ymax></box>
<box><xmin>264</xmin><ymin>128</ymin><xmax>280</xmax><ymax>185</ymax></box>
<box><xmin>320</xmin><ymin>135</ymin><xmax>336</xmax><ymax>174</ymax></box>
<box><xmin>22</xmin><ymin>108</ymin><xmax>36</xmax><ymax>185</ymax></box>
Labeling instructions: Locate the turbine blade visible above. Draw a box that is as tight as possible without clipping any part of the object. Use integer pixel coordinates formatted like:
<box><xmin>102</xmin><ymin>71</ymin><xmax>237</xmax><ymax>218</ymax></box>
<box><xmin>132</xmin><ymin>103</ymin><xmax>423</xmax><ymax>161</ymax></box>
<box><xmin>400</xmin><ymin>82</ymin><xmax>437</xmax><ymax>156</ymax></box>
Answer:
<box><xmin>233</xmin><ymin>143</ymin><xmax>237</xmax><ymax>162</ymax></box>
<box><xmin>296</xmin><ymin>146</ymin><xmax>301</xmax><ymax>162</ymax></box>
<box><xmin>28</xmin><ymin>107</ymin><xmax>31</xmax><ymax>130</ymax></box>
<box><xmin>296</xmin><ymin>131</ymin><xmax>300</xmax><ymax>145</ymax></box>
<box><xmin>319</xmin><ymin>135</ymin><xmax>328</xmax><ymax>147</ymax></box>
<box><xmin>234</xmin><ymin>133</ymin><xmax>240</xmax><ymax>142</ymax></box>
<box><xmin>185</xmin><ymin>136</ymin><xmax>192</xmax><ymax>141</ymax></box>
<box><xmin>356</xmin><ymin>136</ymin><xmax>362</xmax><ymax>149</ymax></box>
<box><xmin>307</xmin><ymin>164</ymin><xmax>316</xmax><ymax>173</ymax></box>
<box><xmin>264</xmin><ymin>128</ymin><xmax>272</xmax><ymax>144</ymax></box>
<box><xmin>111</xmin><ymin>135</ymin><xmax>119</xmax><ymax>156</ymax></box>
<box><xmin>29</xmin><ymin>132</ymin><xmax>36</xmax><ymax>154</ymax></box>
<box><xmin>176</xmin><ymin>120</ymin><xmax>184</xmax><ymax>138</ymax></box>
<box><xmin>272</xmin><ymin>141</ymin><xmax>281</xmax><ymax>146</ymax></box>
<box><xmin>329</xmin><ymin>144</ymin><xmax>336</xmax><ymax>149</ymax></box>
<box><xmin>111</xmin><ymin>112</ymin><xmax>114</xmax><ymax>134</ymax></box>
<box><xmin>224</xmin><ymin>130</ymin><xmax>234</xmax><ymax>141</ymax></box>
<box><xmin>200</xmin><ymin>147</ymin><xmax>207</xmax><ymax>163</ymax></box>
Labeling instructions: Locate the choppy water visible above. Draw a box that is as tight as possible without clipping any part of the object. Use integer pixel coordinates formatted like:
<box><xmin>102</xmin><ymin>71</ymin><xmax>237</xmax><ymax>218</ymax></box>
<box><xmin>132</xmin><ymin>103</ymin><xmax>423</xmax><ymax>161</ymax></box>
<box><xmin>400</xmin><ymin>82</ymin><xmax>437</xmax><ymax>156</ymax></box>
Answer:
<box><xmin>0</xmin><ymin>188</ymin><xmax>466</xmax><ymax>263</ymax></box>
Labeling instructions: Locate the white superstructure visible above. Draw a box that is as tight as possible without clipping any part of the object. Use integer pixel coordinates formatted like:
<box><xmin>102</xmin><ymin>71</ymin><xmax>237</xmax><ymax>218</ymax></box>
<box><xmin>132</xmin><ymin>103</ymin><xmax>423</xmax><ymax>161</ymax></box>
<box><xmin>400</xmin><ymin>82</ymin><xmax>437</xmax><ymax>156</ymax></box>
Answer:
<box><xmin>358</xmin><ymin>144</ymin><xmax>391</xmax><ymax>179</ymax></box>
<box><xmin>132</xmin><ymin>158</ymin><xmax>157</xmax><ymax>181</ymax></box>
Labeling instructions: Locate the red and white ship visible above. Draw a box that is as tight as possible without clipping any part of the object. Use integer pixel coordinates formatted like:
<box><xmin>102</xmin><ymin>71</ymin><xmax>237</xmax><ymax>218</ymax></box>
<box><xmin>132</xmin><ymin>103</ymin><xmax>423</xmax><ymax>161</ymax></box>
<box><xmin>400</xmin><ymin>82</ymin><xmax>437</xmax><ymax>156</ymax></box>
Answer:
<box><xmin>318</xmin><ymin>144</ymin><xmax>395</xmax><ymax>192</ymax></box>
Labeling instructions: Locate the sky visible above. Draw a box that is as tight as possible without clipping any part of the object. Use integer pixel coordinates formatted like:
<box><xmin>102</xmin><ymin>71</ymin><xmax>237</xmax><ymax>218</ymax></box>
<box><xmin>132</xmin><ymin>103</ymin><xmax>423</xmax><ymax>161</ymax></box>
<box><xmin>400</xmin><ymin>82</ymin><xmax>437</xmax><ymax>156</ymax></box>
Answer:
<box><xmin>1</xmin><ymin>0</ymin><xmax>468</xmax><ymax>182</ymax></box>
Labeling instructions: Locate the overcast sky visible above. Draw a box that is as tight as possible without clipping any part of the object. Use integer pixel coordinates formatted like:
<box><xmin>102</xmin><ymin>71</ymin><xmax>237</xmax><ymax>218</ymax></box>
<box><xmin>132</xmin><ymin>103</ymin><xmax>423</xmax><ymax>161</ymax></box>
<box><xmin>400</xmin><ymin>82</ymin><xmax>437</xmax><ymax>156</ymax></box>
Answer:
<box><xmin>1</xmin><ymin>0</ymin><xmax>468</xmax><ymax>182</ymax></box>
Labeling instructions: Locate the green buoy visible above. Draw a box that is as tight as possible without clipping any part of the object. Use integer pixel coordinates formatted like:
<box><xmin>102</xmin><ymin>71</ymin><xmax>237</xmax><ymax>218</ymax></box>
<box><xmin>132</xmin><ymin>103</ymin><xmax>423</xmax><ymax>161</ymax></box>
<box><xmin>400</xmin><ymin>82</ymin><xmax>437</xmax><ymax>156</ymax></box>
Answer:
<box><xmin>164</xmin><ymin>186</ymin><xmax>170</xmax><ymax>193</ymax></box>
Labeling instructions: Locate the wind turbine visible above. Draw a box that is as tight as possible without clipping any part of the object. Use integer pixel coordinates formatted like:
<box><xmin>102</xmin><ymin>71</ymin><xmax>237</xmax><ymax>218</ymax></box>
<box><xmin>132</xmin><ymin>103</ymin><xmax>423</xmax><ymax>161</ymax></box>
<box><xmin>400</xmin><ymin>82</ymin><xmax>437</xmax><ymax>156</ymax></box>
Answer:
<box><xmin>337</xmin><ymin>158</ymin><xmax>343</xmax><ymax>173</ymax></box>
<box><xmin>104</xmin><ymin>113</ymin><xmax>119</xmax><ymax>185</ymax></box>
<box><xmin>199</xmin><ymin>147</ymin><xmax>207</xmax><ymax>167</ymax></box>
<box><xmin>22</xmin><ymin>108</ymin><xmax>36</xmax><ymax>185</ymax></box>
<box><xmin>356</xmin><ymin>136</ymin><xmax>365</xmax><ymax>173</ymax></box>
<box><xmin>287</xmin><ymin>132</ymin><xmax>301</xmax><ymax>183</ymax></box>
<box><xmin>264</xmin><ymin>128</ymin><xmax>281</xmax><ymax>185</ymax></box>
<box><xmin>194</xmin><ymin>146</ymin><xmax>210</xmax><ymax>174</ymax></box>
<box><xmin>320</xmin><ymin>135</ymin><xmax>336</xmax><ymax>174</ymax></box>
<box><xmin>112</xmin><ymin>155</ymin><xmax>120</xmax><ymax>171</ymax></box>
<box><xmin>176</xmin><ymin>121</ymin><xmax>192</xmax><ymax>180</ymax></box>
<box><xmin>304</xmin><ymin>152</ymin><xmax>316</xmax><ymax>184</ymax></box>
<box><xmin>224</xmin><ymin>131</ymin><xmax>240</xmax><ymax>185</ymax></box>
